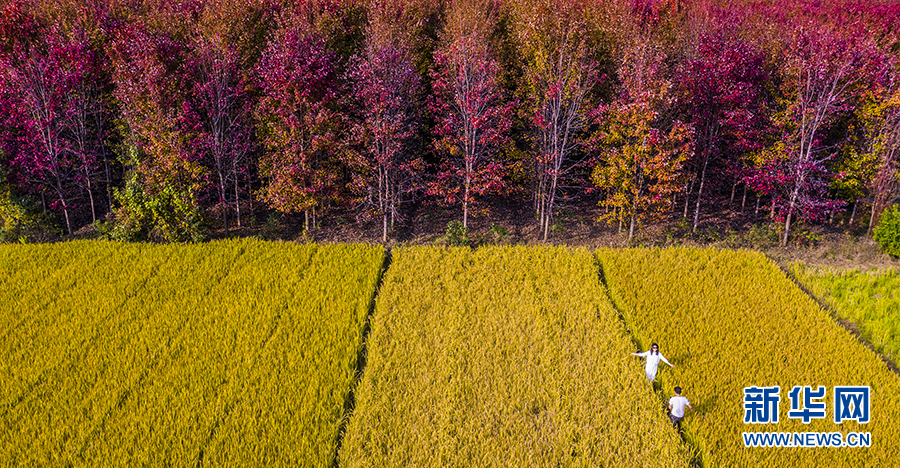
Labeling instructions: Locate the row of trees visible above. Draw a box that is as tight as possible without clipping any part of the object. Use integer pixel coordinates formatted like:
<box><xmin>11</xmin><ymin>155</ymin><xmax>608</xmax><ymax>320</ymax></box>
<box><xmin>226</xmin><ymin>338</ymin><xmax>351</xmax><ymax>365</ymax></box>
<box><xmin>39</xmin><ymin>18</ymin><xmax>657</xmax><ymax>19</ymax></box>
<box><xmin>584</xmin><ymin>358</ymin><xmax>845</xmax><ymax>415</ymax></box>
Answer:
<box><xmin>1</xmin><ymin>0</ymin><xmax>899</xmax><ymax>245</ymax></box>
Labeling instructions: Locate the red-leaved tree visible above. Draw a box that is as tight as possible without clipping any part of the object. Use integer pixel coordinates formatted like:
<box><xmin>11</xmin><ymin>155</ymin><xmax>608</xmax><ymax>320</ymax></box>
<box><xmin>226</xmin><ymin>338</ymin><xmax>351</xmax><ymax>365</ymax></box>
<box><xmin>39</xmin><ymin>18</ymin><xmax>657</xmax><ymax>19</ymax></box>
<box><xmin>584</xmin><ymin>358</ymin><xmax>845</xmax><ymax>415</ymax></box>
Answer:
<box><xmin>678</xmin><ymin>21</ymin><xmax>769</xmax><ymax>232</ymax></box>
<box><xmin>0</xmin><ymin>19</ymin><xmax>104</xmax><ymax>236</ymax></box>
<box><xmin>347</xmin><ymin>1</ymin><xmax>424</xmax><ymax>242</ymax></box>
<box><xmin>255</xmin><ymin>19</ymin><xmax>341</xmax><ymax>232</ymax></box>
<box><xmin>513</xmin><ymin>0</ymin><xmax>602</xmax><ymax>241</ymax></box>
<box><xmin>751</xmin><ymin>20</ymin><xmax>875</xmax><ymax>245</ymax></box>
<box><xmin>186</xmin><ymin>34</ymin><xmax>254</xmax><ymax>233</ymax></box>
<box><xmin>428</xmin><ymin>0</ymin><xmax>513</xmax><ymax>230</ymax></box>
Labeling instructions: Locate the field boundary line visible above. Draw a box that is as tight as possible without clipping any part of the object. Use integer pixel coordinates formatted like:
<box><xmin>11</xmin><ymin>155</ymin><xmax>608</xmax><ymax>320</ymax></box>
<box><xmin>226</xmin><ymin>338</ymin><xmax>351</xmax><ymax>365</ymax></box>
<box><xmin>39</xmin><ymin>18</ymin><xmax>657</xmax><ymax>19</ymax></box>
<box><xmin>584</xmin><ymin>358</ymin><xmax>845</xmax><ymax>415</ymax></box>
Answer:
<box><xmin>773</xmin><ymin>257</ymin><xmax>900</xmax><ymax>377</ymax></box>
<box><xmin>330</xmin><ymin>246</ymin><xmax>391</xmax><ymax>468</ymax></box>
<box><xmin>594</xmin><ymin>251</ymin><xmax>706</xmax><ymax>468</ymax></box>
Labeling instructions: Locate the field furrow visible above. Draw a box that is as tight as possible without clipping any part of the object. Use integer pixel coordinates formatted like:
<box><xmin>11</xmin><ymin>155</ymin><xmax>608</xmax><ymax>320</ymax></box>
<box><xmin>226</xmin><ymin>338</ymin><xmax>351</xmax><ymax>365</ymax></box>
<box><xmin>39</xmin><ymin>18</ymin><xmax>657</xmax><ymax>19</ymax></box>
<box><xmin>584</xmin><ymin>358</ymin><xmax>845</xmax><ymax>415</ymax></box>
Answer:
<box><xmin>597</xmin><ymin>247</ymin><xmax>900</xmax><ymax>467</ymax></box>
<box><xmin>0</xmin><ymin>240</ymin><xmax>384</xmax><ymax>466</ymax></box>
<box><xmin>200</xmin><ymin>243</ymin><xmax>384</xmax><ymax>467</ymax></box>
<box><xmin>339</xmin><ymin>246</ymin><xmax>691</xmax><ymax>468</ymax></box>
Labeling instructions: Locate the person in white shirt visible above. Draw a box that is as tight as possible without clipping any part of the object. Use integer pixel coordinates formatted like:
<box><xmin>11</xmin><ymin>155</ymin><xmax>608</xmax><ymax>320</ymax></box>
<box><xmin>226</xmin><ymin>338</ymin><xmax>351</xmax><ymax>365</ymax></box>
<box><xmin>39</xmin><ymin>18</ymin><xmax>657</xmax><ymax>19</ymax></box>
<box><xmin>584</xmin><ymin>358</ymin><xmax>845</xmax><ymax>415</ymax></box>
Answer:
<box><xmin>668</xmin><ymin>386</ymin><xmax>693</xmax><ymax>430</ymax></box>
<box><xmin>630</xmin><ymin>342</ymin><xmax>674</xmax><ymax>383</ymax></box>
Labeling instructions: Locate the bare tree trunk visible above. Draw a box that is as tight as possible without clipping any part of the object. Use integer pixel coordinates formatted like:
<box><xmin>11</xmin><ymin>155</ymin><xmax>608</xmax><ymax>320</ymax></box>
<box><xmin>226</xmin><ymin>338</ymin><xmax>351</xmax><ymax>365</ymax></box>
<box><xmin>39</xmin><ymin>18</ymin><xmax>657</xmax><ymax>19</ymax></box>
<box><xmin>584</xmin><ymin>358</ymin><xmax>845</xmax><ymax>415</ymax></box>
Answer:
<box><xmin>848</xmin><ymin>202</ymin><xmax>857</xmax><ymax>227</ymax></box>
<box><xmin>106</xmin><ymin>159</ymin><xmax>113</xmax><ymax>213</ymax></box>
<box><xmin>782</xmin><ymin>187</ymin><xmax>801</xmax><ymax>247</ymax></box>
<box><xmin>617</xmin><ymin>207</ymin><xmax>622</xmax><ymax>234</ymax></box>
<box><xmin>247</xmin><ymin>174</ymin><xmax>254</xmax><ymax>220</ymax></box>
<box><xmin>868</xmin><ymin>199</ymin><xmax>878</xmax><ymax>236</ymax></box>
<box><xmin>543</xmin><ymin>172</ymin><xmax>559</xmax><ymax>242</ymax></box>
<box><xmin>86</xmin><ymin>174</ymin><xmax>96</xmax><ymax>223</ymax></box>
<box><xmin>219</xmin><ymin>172</ymin><xmax>228</xmax><ymax>233</ymax></box>
<box><xmin>56</xmin><ymin>183</ymin><xmax>72</xmax><ymax>236</ymax></box>
<box><xmin>741</xmin><ymin>185</ymin><xmax>747</xmax><ymax>213</ymax></box>
<box><xmin>782</xmin><ymin>209</ymin><xmax>792</xmax><ymax>247</ymax></box>
<box><xmin>463</xmin><ymin>176</ymin><xmax>470</xmax><ymax>230</ymax></box>
<box><xmin>755</xmin><ymin>195</ymin><xmax>760</xmax><ymax>217</ymax></box>
<box><xmin>693</xmin><ymin>155</ymin><xmax>710</xmax><ymax>232</ymax></box>
<box><xmin>683</xmin><ymin>173</ymin><xmax>694</xmax><ymax>219</ymax></box>
<box><xmin>235</xmin><ymin>176</ymin><xmax>241</xmax><ymax>228</ymax></box>
<box><xmin>628</xmin><ymin>211</ymin><xmax>635</xmax><ymax>242</ymax></box>
<box><xmin>730</xmin><ymin>181</ymin><xmax>737</xmax><ymax>205</ymax></box>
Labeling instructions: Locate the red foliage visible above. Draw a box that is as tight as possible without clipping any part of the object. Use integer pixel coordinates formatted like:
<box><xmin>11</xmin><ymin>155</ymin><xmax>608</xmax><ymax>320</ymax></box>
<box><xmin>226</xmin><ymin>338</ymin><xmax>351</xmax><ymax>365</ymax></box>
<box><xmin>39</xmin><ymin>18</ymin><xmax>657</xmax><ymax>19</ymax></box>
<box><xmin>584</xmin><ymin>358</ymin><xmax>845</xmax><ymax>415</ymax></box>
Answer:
<box><xmin>255</xmin><ymin>20</ymin><xmax>342</xmax><ymax>229</ymax></box>
<box><xmin>428</xmin><ymin>30</ymin><xmax>514</xmax><ymax>229</ymax></box>
<box><xmin>0</xmin><ymin>18</ymin><xmax>104</xmax><ymax>234</ymax></box>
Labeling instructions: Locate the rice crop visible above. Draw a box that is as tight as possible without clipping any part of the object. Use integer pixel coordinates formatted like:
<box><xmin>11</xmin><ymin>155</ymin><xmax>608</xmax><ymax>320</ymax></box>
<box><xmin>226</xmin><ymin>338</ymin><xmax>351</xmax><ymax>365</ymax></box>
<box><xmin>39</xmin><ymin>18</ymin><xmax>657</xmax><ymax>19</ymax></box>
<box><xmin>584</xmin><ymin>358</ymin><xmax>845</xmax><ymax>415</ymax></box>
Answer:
<box><xmin>339</xmin><ymin>246</ymin><xmax>691</xmax><ymax>468</ymax></box>
<box><xmin>0</xmin><ymin>239</ymin><xmax>383</xmax><ymax>466</ymax></box>
<box><xmin>597</xmin><ymin>247</ymin><xmax>900</xmax><ymax>467</ymax></box>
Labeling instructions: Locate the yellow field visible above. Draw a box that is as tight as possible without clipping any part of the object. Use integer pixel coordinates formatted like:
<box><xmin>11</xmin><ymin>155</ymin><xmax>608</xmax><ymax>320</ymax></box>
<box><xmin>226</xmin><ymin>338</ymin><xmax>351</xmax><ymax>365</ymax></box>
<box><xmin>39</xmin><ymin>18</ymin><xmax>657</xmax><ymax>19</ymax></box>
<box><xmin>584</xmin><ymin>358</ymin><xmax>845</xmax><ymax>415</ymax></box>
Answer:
<box><xmin>597</xmin><ymin>247</ymin><xmax>900</xmax><ymax>467</ymax></box>
<box><xmin>0</xmin><ymin>239</ymin><xmax>384</xmax><ymax>466</ymax></box>
<box><xmin>339</xmin><ymin>246</ymin><xmax>692</xmax><ymax>467</ymax></box>
<box><xmin>7</xmin><ymin>241</ymin><xmax>899</xmax><ymax>467</ymax></box>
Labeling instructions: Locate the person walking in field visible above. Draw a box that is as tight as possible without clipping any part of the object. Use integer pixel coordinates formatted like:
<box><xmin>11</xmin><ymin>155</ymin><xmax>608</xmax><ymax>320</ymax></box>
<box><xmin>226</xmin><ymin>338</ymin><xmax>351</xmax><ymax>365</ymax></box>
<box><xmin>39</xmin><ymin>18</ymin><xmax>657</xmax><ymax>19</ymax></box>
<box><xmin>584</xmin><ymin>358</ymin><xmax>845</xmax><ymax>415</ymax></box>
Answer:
<box><xmin>668</xmin><ymin>386</ymin><xmax>693</xmax><ymax>431</ymax></box>
<box><xmin>631</xmin><ymin>343</ymin><xmax>674</xmax><ymax>383</ymax></box>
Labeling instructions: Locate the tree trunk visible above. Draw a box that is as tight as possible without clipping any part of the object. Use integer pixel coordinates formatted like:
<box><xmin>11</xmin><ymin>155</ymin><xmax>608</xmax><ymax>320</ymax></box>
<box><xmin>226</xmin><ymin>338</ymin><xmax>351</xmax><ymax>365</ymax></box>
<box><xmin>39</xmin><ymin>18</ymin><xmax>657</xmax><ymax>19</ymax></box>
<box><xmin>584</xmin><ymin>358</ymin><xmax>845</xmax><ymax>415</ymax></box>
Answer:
<box><xmin>219</xmin><ymin>172</ymin><xmax>228</xmax><ymax>233</ymax></box>
<box><xmin>105</xmin><ymin>159</ymin><xmax>113</xmax><ymax>213</ymax></box>
<box><xmin>868</xmin><ymin>199</ymin><xmax>878</xmax><ymax>237</ymax></box>
<box><xmin>755</xmin><ymin>195</ymin><xmax>760</xmax><ymax>217</ymax></box>
<box><xmin>741</xmin><ymin>185</ymin><xmax>747</xmax><ymax>213</ymax></box>
<box><xmin>463</xmin><ymin>176</ymin><xmax>470</xmax><ymax>230</ymax></box>
<box><xmin>782</xmin><ymin>188</ymin><xmax>800</xmax><ymax>247</ymax></box>
<box><xmin>849</xmin><ymin>202</ymin><xmax>857</xmax><ymax>227</ymax></box>
<box><xmin>543</xmin><ymin>173</ymin><xmax>559</xmax><ymax>242</ymax></box>
<box><xmin>86</xmin><ymin>176</ymin><xmax>96</xmax><ymax>223</ymax></box>
<box><xmin>628</xmin><ymin>212</ymin><xmax>635</xmax><ymax>242</ymax></box>
<box><xmin>247</xmin><ymin>175</ymin><xmax>254</xmax><ymax>220</ymax></box>
<box><xmin>693</xmin><ymin>155</ymin><xmax>710</xmax><ymax>232</ymax></box>
<box><xmin>235</xmin><ymin>176</ymin><xmax>241</xmax><ymax>228</ymax></box>
<box><xmin>617</xmin><ymin>207</ymin><xmax>622</xmax><ymax>234</ymax></box>
<box><xmin>730</xmin><ymin>181</ymin><xmax>737</xmax><ymax>205</ymax></box>
<box><xmin>782</xmin><ymin>209</ymin><xmax>792</xmax><ymax>247</ymax></box>
<box><xmin>57</xmin><ymin>189</ymin><xmax>72</xmax><ymax>236</ymax></box>
<box><xmin>683</xmin><ymin>173</ymin><xmax>694</xmax><ymax>219</ymax></box>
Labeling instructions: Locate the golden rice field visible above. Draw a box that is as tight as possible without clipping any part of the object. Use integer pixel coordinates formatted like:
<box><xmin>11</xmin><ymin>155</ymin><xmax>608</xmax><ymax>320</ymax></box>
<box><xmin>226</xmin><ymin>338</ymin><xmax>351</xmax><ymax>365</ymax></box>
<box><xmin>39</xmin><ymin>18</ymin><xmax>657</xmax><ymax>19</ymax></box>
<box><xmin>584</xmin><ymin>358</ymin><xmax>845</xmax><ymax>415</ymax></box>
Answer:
<box><xmin>597</xmin><ymin>247</ymin><xmax>900</xmax><ymax>468</ymax></box>
<box><xmin>339</xmin><ymin>246</ymin><xmax>692</xmax><ymax>467</ymax></box>
<box><xmin>5</xmin><ymin>241</ymin><xmax>900</xmax><ymax>467</ymax></box>
<box><xmin>0</xmin><ymin>239</ymin><xmax>384</xmax><ymax>466</ymax></box>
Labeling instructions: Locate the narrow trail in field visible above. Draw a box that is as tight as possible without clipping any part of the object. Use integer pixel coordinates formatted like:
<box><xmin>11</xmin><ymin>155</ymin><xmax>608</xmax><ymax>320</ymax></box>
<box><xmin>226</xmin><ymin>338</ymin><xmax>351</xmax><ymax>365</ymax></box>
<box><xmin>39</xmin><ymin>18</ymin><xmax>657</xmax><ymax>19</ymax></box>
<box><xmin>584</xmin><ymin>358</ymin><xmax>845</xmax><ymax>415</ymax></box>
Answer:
<box><xmin>330</xmin><ymin>247</ymin><xmax>392</xmax><ymax>468</ymax></box>
<box><xmin>775</xmin><ymin>260</ymin><xmax>900</xmax><ymax>377</ymax></box>
<box><xmin>594</xmin><ymin>256</ymin><xmax>705</xmax><ymax>468</ymax></box>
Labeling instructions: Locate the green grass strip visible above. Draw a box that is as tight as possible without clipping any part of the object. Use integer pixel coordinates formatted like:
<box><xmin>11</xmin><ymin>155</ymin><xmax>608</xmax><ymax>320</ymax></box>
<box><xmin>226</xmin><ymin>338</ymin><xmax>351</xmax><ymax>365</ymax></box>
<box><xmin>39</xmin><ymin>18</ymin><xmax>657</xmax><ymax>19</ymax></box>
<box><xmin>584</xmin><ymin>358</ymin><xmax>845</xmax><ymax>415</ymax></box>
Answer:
<box><xmin>598</xmin><ymin>247</ymin><xmax>900</xmax><ymax>467</ymax></box>
<box><xmin>789</xmin><ymin>263</ymin><xmax>900</xmax><ymax>367</ymax></box>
